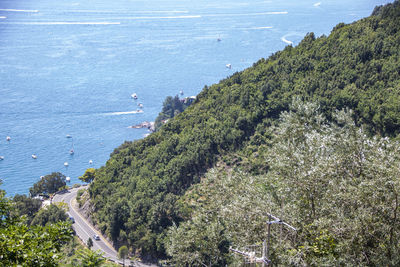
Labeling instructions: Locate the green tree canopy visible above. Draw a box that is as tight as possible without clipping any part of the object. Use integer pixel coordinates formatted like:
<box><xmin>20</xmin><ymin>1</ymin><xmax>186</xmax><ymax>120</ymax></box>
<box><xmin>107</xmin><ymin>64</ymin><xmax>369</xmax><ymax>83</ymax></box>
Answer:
<box><xmin>154</xmin><ymin>95</ymin><xmax>193</xmax><ymax>130</ymax></box>
<box><xmin>76</xmin><ymin>248</ymin><xmax>105</xmax><ymax>267</ymax></box>
<box><xmin>118</xmin><ymin>245</ymin><xmax>129</xmax><ymax>266</ymax></box>
<box><xmin>29</xmin><ymin>172</ymin><xmax>66</xmax><ymax>197</ymax></box>
<box><xmin>79</xmin><ymin>168</ymin><xmax>96</xmax><ymax>183</ymax></box>
<box><xmin>11</xmin><ymin>194</ymin><xmax>42</xmax><ymax>224</ymax></box>
<box><xmin>87</xmin><ymin>237</ymin><xmax>93</xmax><ymax>249</ymax></box>
<box><xmin>30</xmin><ymin>203</ymin><xmax>69</xmax><ymax>226</ymax></box>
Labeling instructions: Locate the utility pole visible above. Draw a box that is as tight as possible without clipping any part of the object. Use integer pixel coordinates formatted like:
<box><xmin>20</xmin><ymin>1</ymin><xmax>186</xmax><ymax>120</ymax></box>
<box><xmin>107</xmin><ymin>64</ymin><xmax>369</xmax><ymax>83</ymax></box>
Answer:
<box><xmin>230</xmin><ymin>213</ymin><xmax>296</xmax><ymax>266</ymax></box>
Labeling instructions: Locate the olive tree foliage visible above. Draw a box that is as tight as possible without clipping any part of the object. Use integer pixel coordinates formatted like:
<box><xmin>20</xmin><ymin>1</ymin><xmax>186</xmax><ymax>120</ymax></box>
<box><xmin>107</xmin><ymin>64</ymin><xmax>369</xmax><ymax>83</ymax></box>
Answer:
<box><xmin>167</xmin><ymin>212</ymin><xmax>230</xmax><ymax>267</ymax></box>
<box><xmin>166</xmin><ymin>100</ymin><xmax>400</xmax><ymax>266</ymax></box>
<box><xmin>261</xmin><ymin>100</ymin><xmax>400</xmax><ymax>266</ymax></box>
<box><xmin>166</xmin><ymin>168</ymin><xmax>266</xmax><ymax>266</ymax></box>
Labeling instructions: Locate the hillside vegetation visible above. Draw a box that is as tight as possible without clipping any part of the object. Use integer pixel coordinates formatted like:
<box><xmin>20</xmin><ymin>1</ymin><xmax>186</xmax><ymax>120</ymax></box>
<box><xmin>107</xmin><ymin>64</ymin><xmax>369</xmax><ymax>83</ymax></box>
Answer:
<box><xmin>166</xmin><ymin>100</ymin><xmax>400</xmax><ymax>266</ymax></box>
<box><xmin>88</xmin><ymin>1</ymin><xmax>400</xmax><ymax>264</ymax></box>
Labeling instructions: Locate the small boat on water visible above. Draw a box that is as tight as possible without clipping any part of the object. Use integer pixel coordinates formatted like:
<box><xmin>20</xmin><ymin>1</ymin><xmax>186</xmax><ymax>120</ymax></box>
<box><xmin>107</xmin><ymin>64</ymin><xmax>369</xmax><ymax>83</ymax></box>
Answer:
<box><xmin>226</xmin><ymin>64</ymin><xmax>232</xmax><ymax>69</ymax></box>
<box><xmin>6</xmin><ymin>136</ymin><xmax>11</xmax><ymax>141</ymax></box>
<box><xmin>131</xmin><ymin>93</ymin><xmax>138</xmax><ymax>100</ymax></box>
<box><xmin>66</xmin><ymin>176</ymin><xmax>71</xmax><ymax>182</ymax></box>
<box><xmin>89</xmin><ymin>160</ymin><xmax>93</xmax><ymax>164</ymax></box>
<box><xmin>138</xmin><ymin>103</ymin><xmax>143</xmax><ymax>109</ymax></box>
<box><xmin>0</xmin><ymin>156</ymin><xmax>4</xmax><ymax>160</ymax></box>
<box><xmin>32</xmin><ymin>154</ymin><xmax>37</xmax><ymax>159</ymax></box>
<box><xmin>66</xmin><ymin>134</ymin><xmax>72</xmax><ymax>138</ymax></box>
<box><xmin>69</xmin><ymin>139</ymin><xmax>75</xmax><ymax>155</ymax></box>
<box><xmin>180</xmin><ymin>90</ymin><xmax>184</xmax><ymax>95</ymax></box>
<box><xmin>64</xmin><ymin>162</ymin><xmax>69</xmax><ymax>167</ymax></box>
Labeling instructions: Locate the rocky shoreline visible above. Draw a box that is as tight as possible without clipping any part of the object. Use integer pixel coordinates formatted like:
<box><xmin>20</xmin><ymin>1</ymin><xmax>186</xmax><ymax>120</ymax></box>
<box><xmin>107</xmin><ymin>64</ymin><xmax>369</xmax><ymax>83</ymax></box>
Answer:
<box><xmin>129</xmin><ymin>121</ymin><xmax>155</xmax><ymax>132</ymax></box>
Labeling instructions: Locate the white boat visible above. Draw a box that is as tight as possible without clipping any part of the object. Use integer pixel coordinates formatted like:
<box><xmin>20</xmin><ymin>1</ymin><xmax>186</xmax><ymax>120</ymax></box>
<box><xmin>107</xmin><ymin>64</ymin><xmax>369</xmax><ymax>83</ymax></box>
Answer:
<box><xmin>0</xmin><ymin>156</ymin><xmax>4</xmax><ymax>160</ymax></box>
<box><xmin>226</xmin><ymin>64</ymin><xmax>232</xmax><ymax>69</ymax></box>
<box><xmin>131</xmin><ymin>93</ymin><xmax>138</xmax><ymax>100</ymax></box>
<box><xmin>66</xmin><ymin>134</ymin><xmax>72</xmax><ymax>138</ymax></box>
<box><xmin>64</xmin><ymin>162</ymin><xmax>69</xmax><ymax>167</ymax></box>
<box><xmin>138</xmin><ymin>103</ymin><xmax>143</xmax><ymax>108</ymax></box>
<box><xmin>66</xmin><ymin>176</ymin><xmax>71</xmax><ymax>182</ymax></box>
<box><xmin>6</xmin><ymin>136</ymin><xmax>11</xmax><ymax>141</ymax></box>
<box><xmin>32</xmin><ymin>154</ymin><xmax>37</xmax><ymax>159</ymax></box>
<box><xmin>180</xmin><ymin>90</ymin><xmax>184</xmax><ymax>95</ymax></box>
<box><xmin>89</xmin><ymin>160</ymin><xmax>93</xmax><ymax>164</ymax></box>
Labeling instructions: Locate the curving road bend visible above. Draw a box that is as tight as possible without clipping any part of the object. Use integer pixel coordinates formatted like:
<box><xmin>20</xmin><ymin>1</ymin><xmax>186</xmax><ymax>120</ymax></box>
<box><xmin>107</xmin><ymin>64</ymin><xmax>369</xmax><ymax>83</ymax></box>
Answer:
<box><xmin>53</xmin><ymin>186</ymin><xmax>153</xmax><ymax>267</ymax></box>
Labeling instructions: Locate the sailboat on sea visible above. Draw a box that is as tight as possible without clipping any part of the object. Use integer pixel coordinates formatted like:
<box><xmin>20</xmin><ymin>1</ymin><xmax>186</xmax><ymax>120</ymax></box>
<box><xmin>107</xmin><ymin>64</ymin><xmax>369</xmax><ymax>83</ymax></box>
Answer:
<box><xmin>69</xmin><ymin>138</ymin><xmax>74</xmax><ymax>155</ymax></box>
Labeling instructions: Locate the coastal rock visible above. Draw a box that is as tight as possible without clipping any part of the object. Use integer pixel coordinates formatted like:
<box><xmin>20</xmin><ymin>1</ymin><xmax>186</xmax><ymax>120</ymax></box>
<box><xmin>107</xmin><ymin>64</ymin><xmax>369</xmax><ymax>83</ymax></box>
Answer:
<box><xmin>129</xmin><ymin>121</ymin><xmax>155</xmax><ymax>132</ymax></box>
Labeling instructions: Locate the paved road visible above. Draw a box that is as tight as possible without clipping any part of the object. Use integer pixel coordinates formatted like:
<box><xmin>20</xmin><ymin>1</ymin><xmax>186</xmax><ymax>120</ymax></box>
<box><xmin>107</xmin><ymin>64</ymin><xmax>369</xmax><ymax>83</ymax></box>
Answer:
<box><xmin>53</xmin><ymin>186</ymin><xmax>153</xmax><ymax>267</ymax></box>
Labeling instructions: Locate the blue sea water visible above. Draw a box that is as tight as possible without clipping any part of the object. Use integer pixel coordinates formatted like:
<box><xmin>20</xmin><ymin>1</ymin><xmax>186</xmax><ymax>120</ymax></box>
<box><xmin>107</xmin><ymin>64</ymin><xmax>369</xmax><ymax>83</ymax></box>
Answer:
<box><xmin>0</xmin><ymin>0</ymin><xmax>393</xmax><ymax>196</ymax></box>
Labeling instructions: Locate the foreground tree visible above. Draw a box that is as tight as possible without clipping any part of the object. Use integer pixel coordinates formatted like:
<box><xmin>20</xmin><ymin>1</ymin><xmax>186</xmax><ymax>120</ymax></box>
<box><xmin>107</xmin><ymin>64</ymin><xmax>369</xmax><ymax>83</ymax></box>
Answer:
<box><xmin>76</xmin><ymin>248</ymin><xmax>105</xmax><ymax>267</ymax></box>
<box><xmin>29</xmin><ymin>172</ymin><xmax>66</xmax><ymax>197</ymax></box>
<box><xmin>262</xmin><ymin>101</ymin><xmax>400</xmax><ymax>265</ymax></box>
<box><xmin>166</xmin><ymin>100</ymin><xmax>400</xmax><ymax>266</ymax></box>
<box><xmin>0</xmin><ymin>184</ymin><xmax>73</xmax><ymax>265</ymax></box>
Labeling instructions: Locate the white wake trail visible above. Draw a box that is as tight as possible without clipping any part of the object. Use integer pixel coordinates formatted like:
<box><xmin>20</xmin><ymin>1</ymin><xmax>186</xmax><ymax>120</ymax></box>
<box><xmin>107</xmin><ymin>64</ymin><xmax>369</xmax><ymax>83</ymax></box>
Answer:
<box><xmin>5</xmin><ymin>22</ymin><xmax>121</xmax><ymax>25</ymax></box>
<box><xmin>0</xmin><ymin>9</ymin><xmax>39</xmax><ymax>12</ymax></box>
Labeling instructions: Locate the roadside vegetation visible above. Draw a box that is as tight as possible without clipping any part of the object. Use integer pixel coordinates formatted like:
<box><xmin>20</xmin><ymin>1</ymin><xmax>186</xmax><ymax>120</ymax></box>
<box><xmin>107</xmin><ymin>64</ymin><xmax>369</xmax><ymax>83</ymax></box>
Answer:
<box><xmin>0</xmin><ymin>182</ymin><xmax>73</xmax><ymax>265</ymax></box>
<box><xmin>1</xmin><ymin>179</ymin><xmax>120</xmax><ymax>266</ymax></box>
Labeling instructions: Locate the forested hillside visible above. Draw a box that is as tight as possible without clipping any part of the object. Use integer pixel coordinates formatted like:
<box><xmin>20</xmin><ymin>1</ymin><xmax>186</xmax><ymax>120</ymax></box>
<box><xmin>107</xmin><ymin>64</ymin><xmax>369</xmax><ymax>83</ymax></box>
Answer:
<box><xmin>88</xmin><ymin>1</ymin><xmax>400</xmax><ymax>263</ymax></box>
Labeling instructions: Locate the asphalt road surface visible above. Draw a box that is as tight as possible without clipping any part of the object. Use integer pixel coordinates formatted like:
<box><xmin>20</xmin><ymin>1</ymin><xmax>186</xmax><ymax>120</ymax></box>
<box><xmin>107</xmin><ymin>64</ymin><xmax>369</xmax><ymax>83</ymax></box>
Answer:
<box><xmin>53</xmin><ymin>186</ymin><xmax>154</xmax><ymax>267</ymax></box>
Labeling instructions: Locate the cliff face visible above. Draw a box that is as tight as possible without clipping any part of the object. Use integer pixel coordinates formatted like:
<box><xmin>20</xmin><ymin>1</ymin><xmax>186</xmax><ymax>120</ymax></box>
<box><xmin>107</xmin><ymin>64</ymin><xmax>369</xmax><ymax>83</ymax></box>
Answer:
<box><xmin>88</xmin><ymin>0</ymin><xmax>400</xmax><ymax>262</ymax></box>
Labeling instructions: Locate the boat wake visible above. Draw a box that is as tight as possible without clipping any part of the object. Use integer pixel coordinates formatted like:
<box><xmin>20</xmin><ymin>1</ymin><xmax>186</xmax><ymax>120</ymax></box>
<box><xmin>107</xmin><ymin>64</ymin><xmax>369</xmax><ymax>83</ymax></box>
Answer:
<box><xmin>204</xmin><ymin>11</ymin><xmax>288</xmax><ymax>17</ymax></box>
<box><xmin>250</xmin><ymin>26</ymin><xmax>273</xmax><ymax>30</ymax></box>
<box><xmin>281</xmin><ymin>36</ymin><xmax>293</xmax><ymax>45</ymax></box>
<box><xmin>119</xmin><ymin>15</ymin><xmax>201</xmax><ymax>20</ymax></box>
<box><xmin>281</xmin><ymin>32</ymin><xmax>304</xmax><ymax>46</ymax></box>
<box><xmin>0</xmin><ymin>9</ymin><xmax>38</xmax><ymax>12</ymax></box>
<box><xmin>65</xmin><ymin>10</ymin><xmax>189</xmax><ymax>14</ymax></box>
<box><xmin>103</xmin><ymin>110</ymin><xmax>144</xmax><ymax>116</ymax></box>
<box><xmin>6</xmin><ymin>22</ymin><xmax>121</xmax><ymax>25</ymax></box>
